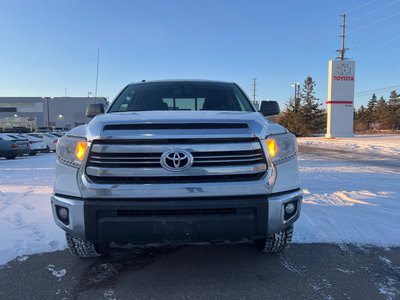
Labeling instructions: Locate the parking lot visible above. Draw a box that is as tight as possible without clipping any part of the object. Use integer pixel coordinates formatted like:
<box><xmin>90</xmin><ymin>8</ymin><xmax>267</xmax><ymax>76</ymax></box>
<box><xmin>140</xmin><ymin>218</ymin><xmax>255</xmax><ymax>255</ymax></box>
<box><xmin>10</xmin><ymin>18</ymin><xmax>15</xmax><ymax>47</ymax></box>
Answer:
<box><xmin>1</xmin><ymin>242</ymin><xmax>399</xmax><ymax>300</ymax></box>
<box><xmin>0</xmin><ymin>144</ymin><xmax>399</xmax><ymax>299</ymax></box>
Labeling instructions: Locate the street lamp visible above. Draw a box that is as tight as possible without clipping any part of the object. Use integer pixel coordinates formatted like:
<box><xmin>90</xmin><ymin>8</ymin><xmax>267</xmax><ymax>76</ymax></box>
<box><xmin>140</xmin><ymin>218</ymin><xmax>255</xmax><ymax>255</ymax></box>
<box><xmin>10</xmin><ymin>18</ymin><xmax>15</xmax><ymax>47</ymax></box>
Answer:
<box><xmin>42</xmin><ymin>97</ymin><xmax>54</xmax><ymax>129</ymax></box>
<box><xmin>291</xmin><ymin>83</ymin><xmax>300</xmax><ymax>112</ymax></box>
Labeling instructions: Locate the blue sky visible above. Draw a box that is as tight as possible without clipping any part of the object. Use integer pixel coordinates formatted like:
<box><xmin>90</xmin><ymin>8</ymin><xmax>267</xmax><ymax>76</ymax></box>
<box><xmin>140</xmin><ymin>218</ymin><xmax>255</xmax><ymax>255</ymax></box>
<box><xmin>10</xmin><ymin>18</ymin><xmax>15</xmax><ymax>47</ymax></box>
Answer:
<box><xmin>0</xmin><ymin>0</ymin><xmax>399</xmax><ymax>108</ymax></box>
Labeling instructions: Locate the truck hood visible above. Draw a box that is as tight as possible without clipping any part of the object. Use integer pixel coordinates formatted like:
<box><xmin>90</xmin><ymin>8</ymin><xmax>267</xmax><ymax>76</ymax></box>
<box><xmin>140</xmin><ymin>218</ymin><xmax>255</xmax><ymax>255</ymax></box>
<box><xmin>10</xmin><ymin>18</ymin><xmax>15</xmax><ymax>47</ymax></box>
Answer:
<box><xmin>69</xmin><ymin>111</ymin><xmax>288</xmax><ymax>141</ymax></box>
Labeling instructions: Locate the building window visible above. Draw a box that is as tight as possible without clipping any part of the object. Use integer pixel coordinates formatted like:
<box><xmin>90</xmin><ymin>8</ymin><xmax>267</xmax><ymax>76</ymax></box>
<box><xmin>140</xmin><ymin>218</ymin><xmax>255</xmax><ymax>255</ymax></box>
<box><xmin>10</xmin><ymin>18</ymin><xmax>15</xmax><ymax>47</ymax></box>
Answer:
<box><xmin>0</xmin><ymin>107</ymin><xmax>17</xmax><ymax>112</ymax></box>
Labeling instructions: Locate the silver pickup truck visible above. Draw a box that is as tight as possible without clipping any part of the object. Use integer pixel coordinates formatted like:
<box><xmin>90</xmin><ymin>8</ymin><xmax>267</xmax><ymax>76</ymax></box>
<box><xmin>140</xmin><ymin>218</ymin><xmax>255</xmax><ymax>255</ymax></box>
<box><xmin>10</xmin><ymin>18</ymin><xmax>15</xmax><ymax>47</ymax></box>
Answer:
<box><xmin>52</xmin><ymin>80</ymin><xmax>302</xmax><ymax>257</ymax></box>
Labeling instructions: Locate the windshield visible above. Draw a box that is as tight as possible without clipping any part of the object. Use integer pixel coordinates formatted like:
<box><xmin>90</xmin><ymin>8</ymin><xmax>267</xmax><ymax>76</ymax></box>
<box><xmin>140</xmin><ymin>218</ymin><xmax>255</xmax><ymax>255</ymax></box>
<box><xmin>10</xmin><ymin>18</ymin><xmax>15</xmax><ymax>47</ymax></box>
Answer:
<box><xmin>108</xmin><ymin>81</ymin><xmax>255</xmax><ymax>113</ymax></box>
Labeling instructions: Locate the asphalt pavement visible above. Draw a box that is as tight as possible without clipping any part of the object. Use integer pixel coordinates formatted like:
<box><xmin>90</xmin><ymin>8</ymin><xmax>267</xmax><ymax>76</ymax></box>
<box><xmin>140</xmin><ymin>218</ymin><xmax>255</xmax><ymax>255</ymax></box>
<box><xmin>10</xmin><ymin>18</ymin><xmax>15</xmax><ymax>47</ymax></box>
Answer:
<box><xmin>0</xmin><ymin>243</ymin><xmax>399</xmax><ymax>300</ymax></box>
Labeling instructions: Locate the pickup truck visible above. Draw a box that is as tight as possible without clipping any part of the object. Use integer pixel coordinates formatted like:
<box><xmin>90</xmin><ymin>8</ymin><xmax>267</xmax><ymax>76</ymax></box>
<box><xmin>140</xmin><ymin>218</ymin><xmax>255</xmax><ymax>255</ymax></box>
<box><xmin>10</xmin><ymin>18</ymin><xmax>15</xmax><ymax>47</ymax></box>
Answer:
<box><xmin>51</xmin><ymin>80</ymin><xmax>302</xmax><ymax>257</ymax></box>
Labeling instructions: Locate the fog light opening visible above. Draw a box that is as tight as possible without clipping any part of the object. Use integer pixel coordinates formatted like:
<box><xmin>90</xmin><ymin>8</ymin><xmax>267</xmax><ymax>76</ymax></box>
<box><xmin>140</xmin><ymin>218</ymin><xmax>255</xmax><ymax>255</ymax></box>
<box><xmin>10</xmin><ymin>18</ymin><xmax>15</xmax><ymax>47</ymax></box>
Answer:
<box><xmin>56</xmin><ymin>205</ymin><xmax>70</xmax><ymax>225</ymax></box>
<box><xmin>285</xmin><ymin>203</ymin><xmax>296</xmax><ymax>214</ymax></box>
<box><xmin>284</xmin><ymin>201</ymin><xmax>298</xmax><ymax>221</ymax></box>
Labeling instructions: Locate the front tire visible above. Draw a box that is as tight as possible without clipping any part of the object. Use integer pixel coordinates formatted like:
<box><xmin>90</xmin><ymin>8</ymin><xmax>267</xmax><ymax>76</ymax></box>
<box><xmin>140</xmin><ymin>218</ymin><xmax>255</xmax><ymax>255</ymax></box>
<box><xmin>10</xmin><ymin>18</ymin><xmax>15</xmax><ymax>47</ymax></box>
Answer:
<box><xmin>66</xmin><ymin>233</ymin><xmax>106</xmax><ymax>258</ymax></box>
<box><xmin>5</xmin><ymin>156</ymin><xmax>16</xmax><ymax>160</ymax></box>
<box><xmin>254</xmin><ymin>226</ymin><xmax>294</xmax><ymax>253</ymax></box>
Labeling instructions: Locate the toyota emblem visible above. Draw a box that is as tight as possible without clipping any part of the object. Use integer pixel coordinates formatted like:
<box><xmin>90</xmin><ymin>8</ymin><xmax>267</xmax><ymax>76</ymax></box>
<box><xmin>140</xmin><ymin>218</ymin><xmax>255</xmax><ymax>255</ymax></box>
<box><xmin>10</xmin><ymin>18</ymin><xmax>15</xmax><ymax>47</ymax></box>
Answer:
<box><xmin>161</xmin><ymin>149</ymin><xmax>193</xmax><ymax>172</ymax></box>
<box><xmin>336</xmin><ymin>63</ymin><xmax>351</xmax><ymax>75</ymax></box>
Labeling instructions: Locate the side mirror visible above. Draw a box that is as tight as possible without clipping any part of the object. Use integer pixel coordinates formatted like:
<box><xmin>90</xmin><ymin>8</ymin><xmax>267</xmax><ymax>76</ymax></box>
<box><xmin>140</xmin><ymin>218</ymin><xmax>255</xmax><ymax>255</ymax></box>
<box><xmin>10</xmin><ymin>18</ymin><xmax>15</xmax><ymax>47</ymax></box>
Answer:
<box><xmin>259</xmin><ymin>100</ymin><xmax>280</xmax><ymax>116</ymax></box>
<box><xmin>85</xmin><ymin>104</ymin><xmax>105</xmax><ymax>118</ymax></box>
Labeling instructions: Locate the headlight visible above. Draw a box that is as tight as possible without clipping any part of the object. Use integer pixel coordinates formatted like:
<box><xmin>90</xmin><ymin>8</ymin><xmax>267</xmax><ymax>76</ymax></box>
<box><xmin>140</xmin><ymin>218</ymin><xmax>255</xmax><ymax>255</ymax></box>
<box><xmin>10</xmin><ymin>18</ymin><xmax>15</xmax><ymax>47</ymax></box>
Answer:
<box><xmin>266</xmin><ymin>133</ymin><xmax>297</xmax><ymax>164</ymax></box>
<box><xmin>56</xmin><ymin>136</ymin><xmax>87</xmax><ymax>168</ymax></box>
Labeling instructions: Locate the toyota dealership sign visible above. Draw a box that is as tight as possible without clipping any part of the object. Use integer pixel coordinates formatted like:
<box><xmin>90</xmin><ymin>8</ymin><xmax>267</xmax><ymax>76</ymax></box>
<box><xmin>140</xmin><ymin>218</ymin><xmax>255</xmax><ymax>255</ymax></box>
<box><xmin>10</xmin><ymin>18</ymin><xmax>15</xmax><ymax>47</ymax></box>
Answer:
<box><xmin>326</xmin><ymin>60</ymin><xmax>356</xmax><ymax>138</ymax></box>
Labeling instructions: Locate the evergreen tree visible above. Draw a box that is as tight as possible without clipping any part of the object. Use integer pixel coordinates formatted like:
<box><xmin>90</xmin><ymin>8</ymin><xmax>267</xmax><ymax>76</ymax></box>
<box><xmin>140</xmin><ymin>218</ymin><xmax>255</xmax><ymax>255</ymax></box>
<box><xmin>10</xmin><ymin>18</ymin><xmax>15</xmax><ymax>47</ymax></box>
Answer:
<box><xmin>278</xmin><ymin>98</ymin><xmax>305</xmax><ymax>136</ymax></box>
<box><xmin>354</xmin><ymin>105</ymin><xmax>369</xmax><ymax>131</ymax></box>
<box><xmin>387</xmin><ymin>90</ymin><xmax>400</xmax><ymax>129</ymax></box>
<box><xmin>298</xmin><ymin>76</ymin><xmax>325</xmax><ymax>135</ymax></box>
<box><xmin>278</xmin><ymin>76</ymin><xmax>325</xmax><ymax>136</ymax></box>
<box><xmin>365</xmin><ymin>93</ymin><xmax>378</xmax><ymax>127</ymax></box>
<box><xmin>375</xmin><ymin>97</ymin><xmax>390</xmax><ymax>129</ymax></box>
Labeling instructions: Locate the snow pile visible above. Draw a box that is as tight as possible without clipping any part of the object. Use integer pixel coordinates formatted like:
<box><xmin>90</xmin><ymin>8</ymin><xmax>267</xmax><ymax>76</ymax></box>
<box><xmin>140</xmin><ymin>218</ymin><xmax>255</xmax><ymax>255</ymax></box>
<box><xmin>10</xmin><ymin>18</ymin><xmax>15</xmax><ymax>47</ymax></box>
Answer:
<box><xmin>298</xmin><ymin>134</ymin><xmax>400</xmax><ymax>157</ymax></box>
<box><xmin>0</xmin><ymin>154</ymin><xmax>66</xmax><ymax>266</ymax></box>
<box><xmin>294</xmin><ymin>151</ymin><xmax>400</xmax><ymax>246</ymax></box>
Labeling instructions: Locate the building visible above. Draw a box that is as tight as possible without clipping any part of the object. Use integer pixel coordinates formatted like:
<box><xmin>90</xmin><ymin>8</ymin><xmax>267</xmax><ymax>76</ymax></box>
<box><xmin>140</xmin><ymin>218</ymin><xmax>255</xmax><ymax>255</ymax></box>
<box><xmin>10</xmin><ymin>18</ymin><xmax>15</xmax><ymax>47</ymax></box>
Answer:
<box><xmin>0</xmin><ymin>97</ymin><xmax>108</xmax><ymax>131</ymax></box>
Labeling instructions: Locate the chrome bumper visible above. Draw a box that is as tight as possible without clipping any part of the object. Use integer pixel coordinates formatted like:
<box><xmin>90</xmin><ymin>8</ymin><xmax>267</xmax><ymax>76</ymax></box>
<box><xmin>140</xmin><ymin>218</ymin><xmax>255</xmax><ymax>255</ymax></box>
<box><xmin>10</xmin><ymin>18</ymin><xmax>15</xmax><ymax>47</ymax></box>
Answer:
<box><xmin>51</xmin><ymin>195</ymin><xmax>86</xmax><ymax>239</ymax></box>
<box><xmin>267</xmin><ymin>189</ymin><xmax>302</xmax><ymax>234</ymax></box>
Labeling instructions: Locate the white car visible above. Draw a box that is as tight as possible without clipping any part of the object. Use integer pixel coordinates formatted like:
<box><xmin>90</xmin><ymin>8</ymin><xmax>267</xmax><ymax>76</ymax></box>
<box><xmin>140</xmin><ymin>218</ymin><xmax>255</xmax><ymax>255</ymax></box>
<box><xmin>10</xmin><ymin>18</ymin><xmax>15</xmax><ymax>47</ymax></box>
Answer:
<box><xmin>27</xmin><ymin>133</ymin><xmax>58</xmax><ymax>152</ymax></box>
<box><xmin>17</xmin><ymin>134</ymin><xmax>48</xmax><ymax>155</ymax></box>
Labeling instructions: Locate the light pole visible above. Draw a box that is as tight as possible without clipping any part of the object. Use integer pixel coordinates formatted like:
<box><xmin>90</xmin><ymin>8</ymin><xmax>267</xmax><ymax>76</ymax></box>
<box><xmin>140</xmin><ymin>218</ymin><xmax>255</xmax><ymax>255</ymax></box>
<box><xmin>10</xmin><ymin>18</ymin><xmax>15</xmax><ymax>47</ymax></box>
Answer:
<box><xmin>291</xmin><ymin>83</ymin><xmax>300</xmax><ymax>112</ymax></box>
<box><xmin>42</xmin><ymin>97</ymin><xmax>53</xmax><ymax>129</ymax></box>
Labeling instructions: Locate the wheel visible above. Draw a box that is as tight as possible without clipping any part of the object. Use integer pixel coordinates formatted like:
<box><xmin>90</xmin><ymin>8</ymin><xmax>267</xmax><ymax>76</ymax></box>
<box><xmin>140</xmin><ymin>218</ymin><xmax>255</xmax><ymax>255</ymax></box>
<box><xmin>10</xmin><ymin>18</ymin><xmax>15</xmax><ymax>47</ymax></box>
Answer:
<box><xmin>29</xmin><ymin>151</ymin><xmax>37</xmax><ymax>156</ymax></box>
<box><xmin>254</xmin><ymin>226</ymin><xmax>294</xmax><ymax>253</ymax></box>
<box><xmin>65</xmin><ymin>233</ymin><xmax>107</xmax><ymax>258</ymax></box>
<box><xmin>5</xmin><ymin>156</ymin><xmax>16</xmax><ymax>160</ymax></box>
<box><xmin>44</xmin><ymin>146</ymin><xmax>50</xmax><ymax>153</ymax></box>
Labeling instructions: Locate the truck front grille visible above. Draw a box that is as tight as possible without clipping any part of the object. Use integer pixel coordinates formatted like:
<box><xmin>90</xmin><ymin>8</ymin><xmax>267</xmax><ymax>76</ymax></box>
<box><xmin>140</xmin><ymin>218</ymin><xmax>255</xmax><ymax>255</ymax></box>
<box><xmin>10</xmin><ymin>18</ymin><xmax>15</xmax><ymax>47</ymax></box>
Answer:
<box><xmin>85</xmin><ymin>138</ymin><xmax>267</xmax><ymax>184</ymax></box>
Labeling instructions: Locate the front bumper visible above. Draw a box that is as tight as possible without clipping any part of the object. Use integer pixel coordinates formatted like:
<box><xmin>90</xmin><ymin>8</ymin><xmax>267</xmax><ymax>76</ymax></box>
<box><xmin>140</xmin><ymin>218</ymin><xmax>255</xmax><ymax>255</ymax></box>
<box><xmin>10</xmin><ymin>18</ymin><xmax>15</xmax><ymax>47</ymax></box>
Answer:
<box><xmin>51</xmin><ymin>189</ymin><xmax>302</xmax><ymax>243</ymax></box>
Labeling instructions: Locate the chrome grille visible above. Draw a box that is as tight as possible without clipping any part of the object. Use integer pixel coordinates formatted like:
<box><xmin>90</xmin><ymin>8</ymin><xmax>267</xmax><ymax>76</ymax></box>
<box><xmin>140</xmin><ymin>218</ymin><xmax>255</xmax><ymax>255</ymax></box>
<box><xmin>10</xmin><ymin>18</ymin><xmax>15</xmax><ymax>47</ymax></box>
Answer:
<box><xmin>86</xmin><ymin>138</ymin><xmax>267</xmax><ymax>184</ymax></box>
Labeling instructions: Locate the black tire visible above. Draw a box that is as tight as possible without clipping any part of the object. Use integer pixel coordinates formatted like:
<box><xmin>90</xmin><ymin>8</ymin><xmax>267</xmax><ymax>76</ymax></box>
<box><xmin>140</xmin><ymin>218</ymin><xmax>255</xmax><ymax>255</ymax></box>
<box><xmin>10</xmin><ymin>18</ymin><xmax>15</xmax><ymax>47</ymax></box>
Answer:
<box><xmin>5</xmin><ymin>156</ymin><xmax>16</xmax><ymax>160</ymax></box>
<box><xmin>44</xmin><ymin>146</ymin><xmax>50</xmax><ymax>153</ymax></box>
<box><xmin>254</xmin><ymin>226</ymin><xmax>294</xmax><ymax>253</ymax></box>
<box><xmin>29</xmin><ymin>151</ymin><xmax>38</xmax><ymax>156</ymax></box>
<box><xmin>65</xmin><ymin>233</ymin><xmax>106</xmax><ymax>258</ymax></box>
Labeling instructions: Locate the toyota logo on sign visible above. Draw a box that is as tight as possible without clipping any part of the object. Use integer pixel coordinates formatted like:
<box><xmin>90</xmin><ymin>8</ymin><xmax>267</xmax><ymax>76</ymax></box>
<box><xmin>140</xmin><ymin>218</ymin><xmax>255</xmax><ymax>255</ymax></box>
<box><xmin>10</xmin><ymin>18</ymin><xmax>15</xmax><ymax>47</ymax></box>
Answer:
<box><xmin>161</xmin><ymin>149</ymin><xmax>193</xmax><ymax>172</ymax></box>
<box><xmin>336</xmin><ymin>63</ymin><xmax>351</xmax><ymax>75</ymax></box>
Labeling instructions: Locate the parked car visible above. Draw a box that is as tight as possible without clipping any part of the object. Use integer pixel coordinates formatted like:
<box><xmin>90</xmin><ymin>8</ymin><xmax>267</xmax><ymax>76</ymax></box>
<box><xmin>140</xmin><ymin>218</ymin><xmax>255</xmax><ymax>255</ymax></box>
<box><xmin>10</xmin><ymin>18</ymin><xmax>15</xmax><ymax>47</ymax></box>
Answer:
<box><xmin>27</xmin><ymin>133</ymin><xmax>58</xmax><ymax>152</ymax></box>
<box><xmin>17</xmin><ymin>134</ymin><xmax>48</xmax><ymax>155</ymax></box>
<box><xmin>36</xmin><ymin>127</ymin><xmax>52</xmax><ymax>133</ymax></box>
<box><xmin>52</xmin><ymin>80</ymin><xmax>302</xmax><ymax>258</ymax></box>
<box><xmin>0</xmin><ymin>134</ymin><xmax>30</xmax><ymax>159</ymax></box>
<box><xmin>4</xmin><ymin>134</ymin><xmax>32</xmax><ymax>156</ymax></box>
<box><xmin>50</xmin><ymin>132</ymin><xmax>65</xmax><ymax>138</ymax></box>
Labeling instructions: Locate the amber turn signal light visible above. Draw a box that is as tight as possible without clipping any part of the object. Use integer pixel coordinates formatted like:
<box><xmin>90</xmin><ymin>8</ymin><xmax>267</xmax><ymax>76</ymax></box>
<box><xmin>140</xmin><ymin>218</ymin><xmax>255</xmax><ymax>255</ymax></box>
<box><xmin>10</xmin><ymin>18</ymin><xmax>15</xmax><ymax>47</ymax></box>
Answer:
<box><xmin>266</xmin><ymin>139</ymin><xmax>278</xmax><ymax>158</ymax></box>
<box><xmin>75</xmin><ymin>141</ymin><xmax>87</xmax><ymax>161</ymax></box>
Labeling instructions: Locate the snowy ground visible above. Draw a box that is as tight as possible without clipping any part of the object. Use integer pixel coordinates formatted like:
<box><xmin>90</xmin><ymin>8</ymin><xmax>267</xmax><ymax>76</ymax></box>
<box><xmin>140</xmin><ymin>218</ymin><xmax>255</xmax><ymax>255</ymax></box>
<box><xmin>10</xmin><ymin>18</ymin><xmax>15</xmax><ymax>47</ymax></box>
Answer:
<box><xmin>0</xmin><ymin>135</ymin><xmax>399</xmax><ymax>266</ymax></box>
<box><xmin>295</xmin><ymin>135</ymin><xmax>400</xmax><ymax>246</ymax></box>
<box><xmin>0</xmin><ymin>154</ymin><xmax>65</xmax><ymax>266</ymax></box>
<box><xmin>298</xmin><ymin>134</ymin><xmax>400</xmax><ymax>157</ymax></box>
<box><xmin>294</xmin><ymin>152</ymin><xmax>400</xmax><ymax>246</ymax></box>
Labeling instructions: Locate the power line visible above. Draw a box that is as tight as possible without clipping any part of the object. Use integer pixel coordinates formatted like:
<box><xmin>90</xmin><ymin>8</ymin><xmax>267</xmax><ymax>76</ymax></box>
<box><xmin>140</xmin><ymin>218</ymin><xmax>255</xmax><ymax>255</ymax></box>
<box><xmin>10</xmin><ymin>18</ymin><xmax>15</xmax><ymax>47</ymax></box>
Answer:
<box><xmin>380</xmin><ymin>43</ymin><xmax>400</xmax><ymax>55</ymax></box>
<box><xmin>355</xmin><ymin>85</ymin><xmax>400</xmax><ymax>96</ymax></box>
<box><xmin>347</xmin><ymin>11</ymin><xmax>400</xmax><ymax>34</ymax></box>
<box><xmin>382</xmin><ymin>32</ymin><xmax>400</xmax><ymax>45</ymax></box>
<box><xmin>348</xmin><ymin>0</ymin><xmax>400</xmax><ymax>24</ymax></box>
<box><xmin>351</xmin><ymin>23</ymin><xmax>400</xmax><ymax>47</ymax></box>
<box><xmin>345</xmin><ymin>0</ymin><xmax>378</xmax><ymax>14</ymax></box>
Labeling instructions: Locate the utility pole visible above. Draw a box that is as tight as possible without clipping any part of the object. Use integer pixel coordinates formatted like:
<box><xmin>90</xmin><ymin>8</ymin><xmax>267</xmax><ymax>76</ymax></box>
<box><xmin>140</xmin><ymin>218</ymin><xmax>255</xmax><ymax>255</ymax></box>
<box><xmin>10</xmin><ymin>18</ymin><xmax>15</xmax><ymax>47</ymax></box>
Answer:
<box><xmin>94</xmin><ymin>49</ymin><xmax>100</xmax><ymax>104</ymax></box>
<box><xmin>336</xmin><ymin>14</ymin><xmax>349</xmax><ymax>60</ymax></box>
<box><xmin>252</xmin><ymin>77</ymin><xmax>257</xmax><ymax>104</ymax></box>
